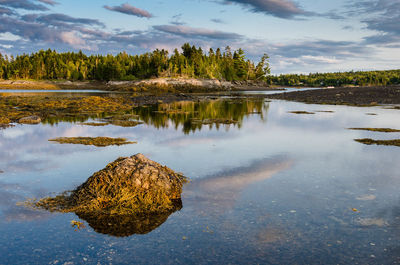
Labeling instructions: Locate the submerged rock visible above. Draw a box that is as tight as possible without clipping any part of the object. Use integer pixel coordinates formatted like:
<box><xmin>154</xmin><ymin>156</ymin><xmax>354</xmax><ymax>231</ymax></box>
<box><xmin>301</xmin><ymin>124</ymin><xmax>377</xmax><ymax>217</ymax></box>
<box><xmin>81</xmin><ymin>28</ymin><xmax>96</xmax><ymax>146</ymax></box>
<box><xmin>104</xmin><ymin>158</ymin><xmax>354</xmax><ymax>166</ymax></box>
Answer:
<box><xmin>18</xmin><ymin>115</ymin><xmax>41</xmax><ymax>124</ymax></box>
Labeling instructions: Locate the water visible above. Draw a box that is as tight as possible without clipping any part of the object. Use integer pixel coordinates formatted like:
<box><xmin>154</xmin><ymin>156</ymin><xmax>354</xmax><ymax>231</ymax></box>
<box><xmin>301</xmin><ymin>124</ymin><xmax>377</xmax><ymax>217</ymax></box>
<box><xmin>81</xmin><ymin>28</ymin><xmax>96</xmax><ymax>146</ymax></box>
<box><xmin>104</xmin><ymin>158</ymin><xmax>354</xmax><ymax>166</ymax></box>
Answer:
<box><xmin>0</xmin><ymin>98</ymin><xmax>399</xmax><ymax>264</ymax></box>
<box><xmin>238</xmin><ymin>87</ymin><xmax>326</xmax><ymax>95</ymax></box>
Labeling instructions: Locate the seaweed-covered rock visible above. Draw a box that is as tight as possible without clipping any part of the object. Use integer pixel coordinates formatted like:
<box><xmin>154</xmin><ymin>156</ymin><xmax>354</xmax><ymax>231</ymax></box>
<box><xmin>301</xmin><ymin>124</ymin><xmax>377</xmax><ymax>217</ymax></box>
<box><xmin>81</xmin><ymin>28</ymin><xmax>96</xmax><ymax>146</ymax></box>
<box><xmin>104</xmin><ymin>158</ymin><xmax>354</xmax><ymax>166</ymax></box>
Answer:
<box><xmin>18</xmin><ymin>115</ymin><xmax>41</xmax><ymax>124</ymax></box>
<box><xmin>34</xmin><ymin>154</ymin><xmax>188</xmax><ymax>215</ymax></box>
<box><xmin>71</xmin><ymin>153</ymin><xmax>187</xmax><ymax>213</ymax></box>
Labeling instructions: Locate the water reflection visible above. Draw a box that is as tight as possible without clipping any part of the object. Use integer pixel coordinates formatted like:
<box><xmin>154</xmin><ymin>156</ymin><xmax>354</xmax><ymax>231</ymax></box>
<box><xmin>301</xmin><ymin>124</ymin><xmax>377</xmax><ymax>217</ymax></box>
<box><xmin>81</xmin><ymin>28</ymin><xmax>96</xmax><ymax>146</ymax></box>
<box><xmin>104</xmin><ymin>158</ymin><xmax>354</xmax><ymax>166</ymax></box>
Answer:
<box><xmin>75</xmin><ymin>200</ymin><xmax>182</xmax><ymax>237</ymax></box>
<box><xmin>184</xmin><ymin>156</ymin><xmax>291</xmax><ymax>215</ymax></box>
<box><xmin>39</xmin><ymin>98</ymin><xmax>270</xmax><ymax>133</ymax></box>
<box><xmin>1</xmin><ymin>99</ymin><xmax>399</xmax><ymax>264</ymax></box>
<box><xmin>133</xmin><ymin>99</ymin><xmax>269</xmax><ymax>134</ymax></box>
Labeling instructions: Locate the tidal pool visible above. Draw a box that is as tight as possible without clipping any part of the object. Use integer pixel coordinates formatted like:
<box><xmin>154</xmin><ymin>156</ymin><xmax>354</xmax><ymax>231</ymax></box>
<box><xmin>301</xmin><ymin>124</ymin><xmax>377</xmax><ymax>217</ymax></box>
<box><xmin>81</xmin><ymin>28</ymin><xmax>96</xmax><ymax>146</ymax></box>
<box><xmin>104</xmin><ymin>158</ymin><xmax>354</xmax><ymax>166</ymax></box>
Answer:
<box><xmin>0</xmin><ymin>98</ymin><xmax>399</xmax><ymax>264</ymax></box>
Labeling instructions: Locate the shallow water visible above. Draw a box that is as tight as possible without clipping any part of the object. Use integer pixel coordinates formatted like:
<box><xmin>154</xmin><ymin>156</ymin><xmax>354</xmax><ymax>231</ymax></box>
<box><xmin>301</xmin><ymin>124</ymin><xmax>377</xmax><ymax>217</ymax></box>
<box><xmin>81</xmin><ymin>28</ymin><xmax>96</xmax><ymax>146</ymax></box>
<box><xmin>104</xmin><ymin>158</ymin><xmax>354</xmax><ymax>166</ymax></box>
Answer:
<box><xmin>236</xmin><ymin>87</ymin><xmax>325</xmax><ymax>95</ymax></box>
<box><xmin>0</xmin><ymin>98</ymin><xmax>399</xmax><ymax>264</ymax></box>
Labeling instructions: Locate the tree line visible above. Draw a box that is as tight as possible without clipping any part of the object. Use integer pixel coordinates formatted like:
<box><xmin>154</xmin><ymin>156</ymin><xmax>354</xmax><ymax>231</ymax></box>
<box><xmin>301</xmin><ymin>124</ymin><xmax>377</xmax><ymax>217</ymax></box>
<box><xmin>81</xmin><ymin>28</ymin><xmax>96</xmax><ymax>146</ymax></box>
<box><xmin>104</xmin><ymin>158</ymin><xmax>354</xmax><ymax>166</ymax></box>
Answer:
<box><xmin>267</xmin><ymin>70</ymin><xmax>400</xmax><ymax>87</ymax></box>
<box><xmin>0</xmin><ymin>44</ymin><xmax>270</xmax><ymax>82</ymax></box>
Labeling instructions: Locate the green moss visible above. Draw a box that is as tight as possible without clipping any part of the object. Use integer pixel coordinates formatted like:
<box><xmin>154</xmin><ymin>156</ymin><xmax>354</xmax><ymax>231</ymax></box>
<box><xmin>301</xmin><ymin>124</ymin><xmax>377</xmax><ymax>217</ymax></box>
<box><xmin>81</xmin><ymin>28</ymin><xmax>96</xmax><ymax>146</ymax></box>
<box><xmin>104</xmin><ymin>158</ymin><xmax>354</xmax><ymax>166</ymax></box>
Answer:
<box><xmin>355</xmin><ymin>138</ymin><xmax>400</xmax><ymax>147</ymax></box>
<box><xmin>49</xmin><ymin>137</ymin><xmax>136</xmax><ymax>147</ymax></box>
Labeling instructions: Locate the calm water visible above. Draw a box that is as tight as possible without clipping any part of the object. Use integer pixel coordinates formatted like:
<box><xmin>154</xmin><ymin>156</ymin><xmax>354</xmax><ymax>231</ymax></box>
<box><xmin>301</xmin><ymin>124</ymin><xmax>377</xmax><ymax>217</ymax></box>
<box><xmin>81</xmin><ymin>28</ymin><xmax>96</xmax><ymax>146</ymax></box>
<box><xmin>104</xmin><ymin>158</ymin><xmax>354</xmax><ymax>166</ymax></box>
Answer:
<box><xmin>0</xmin><ymin>98</ymin><xmax>399</xmax><ymax>264</ymax></box>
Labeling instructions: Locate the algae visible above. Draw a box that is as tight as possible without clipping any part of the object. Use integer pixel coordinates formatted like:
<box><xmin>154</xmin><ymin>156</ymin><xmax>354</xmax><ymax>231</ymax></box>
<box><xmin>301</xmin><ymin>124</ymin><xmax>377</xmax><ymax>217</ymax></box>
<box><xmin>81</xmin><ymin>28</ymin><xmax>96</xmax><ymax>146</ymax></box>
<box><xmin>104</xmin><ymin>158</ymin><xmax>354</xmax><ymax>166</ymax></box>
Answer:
<box><xmin>49</xmin><ymin>137</ymin><xmax>136</xmax><ymax>147</ymax></box>
<box><xmin>349</xmin><ymin>128</ymin><xmax>400</xmax><ymax>133</ymax></box>
<box><xmin>355</xmin><ymin>138</ymin><xmax>400</xmax><ymax>147</ymax></box>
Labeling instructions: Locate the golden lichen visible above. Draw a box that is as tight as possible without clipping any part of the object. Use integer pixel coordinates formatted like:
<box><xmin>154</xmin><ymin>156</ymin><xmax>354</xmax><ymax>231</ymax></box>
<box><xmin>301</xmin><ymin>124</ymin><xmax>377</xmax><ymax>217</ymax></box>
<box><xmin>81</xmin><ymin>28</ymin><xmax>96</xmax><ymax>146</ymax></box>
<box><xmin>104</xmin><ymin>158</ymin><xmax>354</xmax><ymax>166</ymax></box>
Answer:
<box><xmin>49</xmin><ymin>137</ymin><xmax>136</xmax><ymax>147</ymax></box>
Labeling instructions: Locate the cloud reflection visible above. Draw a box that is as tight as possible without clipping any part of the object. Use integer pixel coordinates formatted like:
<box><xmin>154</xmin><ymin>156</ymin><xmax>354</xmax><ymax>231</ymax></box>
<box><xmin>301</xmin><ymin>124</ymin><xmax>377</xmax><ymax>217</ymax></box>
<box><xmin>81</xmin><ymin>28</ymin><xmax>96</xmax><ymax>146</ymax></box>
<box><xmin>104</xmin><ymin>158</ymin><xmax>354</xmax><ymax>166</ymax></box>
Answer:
<box><xmin>184</xmin><ymin>156</ymin><xmax>292</xmax><ymax>214</ymax></box>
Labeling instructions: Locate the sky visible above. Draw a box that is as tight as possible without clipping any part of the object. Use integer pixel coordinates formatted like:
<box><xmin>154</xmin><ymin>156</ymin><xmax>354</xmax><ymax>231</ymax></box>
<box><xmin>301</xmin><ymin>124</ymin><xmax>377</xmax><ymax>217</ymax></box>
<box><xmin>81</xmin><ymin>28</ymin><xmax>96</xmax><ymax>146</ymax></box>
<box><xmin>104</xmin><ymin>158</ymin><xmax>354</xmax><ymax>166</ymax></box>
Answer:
<box><xmin>0</xmin><ymin>0</ymin><xmax>399</xmax><ymax>74</ymax></box>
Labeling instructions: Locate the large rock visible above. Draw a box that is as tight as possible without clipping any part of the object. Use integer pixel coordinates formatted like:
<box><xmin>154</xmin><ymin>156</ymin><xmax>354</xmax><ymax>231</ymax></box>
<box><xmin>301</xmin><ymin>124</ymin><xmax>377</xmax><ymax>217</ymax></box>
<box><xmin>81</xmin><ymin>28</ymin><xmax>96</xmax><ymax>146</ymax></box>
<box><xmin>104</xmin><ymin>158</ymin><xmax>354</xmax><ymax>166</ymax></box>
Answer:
<box><xmin>71</xmin><ymin>153</ymin><xmax>187</xmax><ymax>213</ymax></box>
<box><xmin>35</xmin><ymin>154</ymin><xmax>187</xmax><ymax>215</ymax></box>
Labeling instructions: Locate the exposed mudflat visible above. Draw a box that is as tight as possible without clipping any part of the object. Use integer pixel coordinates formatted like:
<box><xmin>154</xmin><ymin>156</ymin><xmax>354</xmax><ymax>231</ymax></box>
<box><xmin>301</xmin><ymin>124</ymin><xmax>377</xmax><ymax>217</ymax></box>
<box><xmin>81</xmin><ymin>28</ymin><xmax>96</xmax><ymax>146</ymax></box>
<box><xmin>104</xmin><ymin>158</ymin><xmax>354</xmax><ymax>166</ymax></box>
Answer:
<box><xmin>267</xmin><ymin>86</ymin><xmax>400</xmax><ymax>106</ymax></box>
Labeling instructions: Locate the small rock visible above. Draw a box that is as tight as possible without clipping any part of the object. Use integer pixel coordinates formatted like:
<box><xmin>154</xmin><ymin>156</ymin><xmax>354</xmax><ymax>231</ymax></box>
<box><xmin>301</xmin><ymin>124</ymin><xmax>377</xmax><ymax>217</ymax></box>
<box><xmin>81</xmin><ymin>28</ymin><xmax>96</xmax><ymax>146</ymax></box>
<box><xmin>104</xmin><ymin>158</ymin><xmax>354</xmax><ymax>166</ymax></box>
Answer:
<box><xmin>18</xmin><ymin>115</ymin><xmax>41</xmax><ymax>124</ymax></box>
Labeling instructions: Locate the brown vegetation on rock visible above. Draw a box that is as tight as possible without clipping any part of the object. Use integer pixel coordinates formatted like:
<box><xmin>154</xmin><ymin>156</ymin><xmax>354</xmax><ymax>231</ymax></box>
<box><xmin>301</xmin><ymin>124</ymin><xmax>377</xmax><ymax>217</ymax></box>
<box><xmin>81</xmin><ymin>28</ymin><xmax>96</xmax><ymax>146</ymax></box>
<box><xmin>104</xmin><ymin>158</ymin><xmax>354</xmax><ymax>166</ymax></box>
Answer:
<box><xmin>34</xmin><ymin>154</ymin><xmax>187</xmax><ymax>214</ymax></box>
<box><xmin>30</xmin><ymin>154</ymin><xmax>188</xmax><ymax>236</ymax></box>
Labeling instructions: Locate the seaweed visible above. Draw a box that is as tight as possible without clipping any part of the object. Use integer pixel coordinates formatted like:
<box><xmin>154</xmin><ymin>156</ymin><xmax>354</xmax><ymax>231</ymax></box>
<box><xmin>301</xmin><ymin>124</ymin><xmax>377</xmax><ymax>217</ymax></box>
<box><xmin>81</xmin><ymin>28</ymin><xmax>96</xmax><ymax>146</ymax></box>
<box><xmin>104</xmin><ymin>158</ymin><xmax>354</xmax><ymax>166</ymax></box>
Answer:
<box><xmin>49</xmin><ymin>137</ymin><xmax>136</xmax><ymax>147</ymax></box>
<box><xmin>355</xmin><ymin>138</ymin><xmax>400</xmax><ymax>147</ymax></box>
<box><xmin>349</xmin><ymin>128</ymin><xmax>400</xmax><ymax>133</ymax></box>
<box><xmin>288</xmin><ymin>111</ymin><xmax>315</xmax><ymax>115</ymax></box>
<box><xmin>79</xmin><ymin>122</ymin><xmax>110</xmax><ymax>127</ymax></box>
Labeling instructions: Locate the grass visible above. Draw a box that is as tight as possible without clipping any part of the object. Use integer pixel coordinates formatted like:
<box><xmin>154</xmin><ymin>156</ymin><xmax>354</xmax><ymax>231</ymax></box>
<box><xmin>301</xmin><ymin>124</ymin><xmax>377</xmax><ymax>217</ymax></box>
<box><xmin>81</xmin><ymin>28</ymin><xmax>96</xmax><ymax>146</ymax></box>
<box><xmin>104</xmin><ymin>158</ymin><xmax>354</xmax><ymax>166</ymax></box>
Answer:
<box><xmin>49</xmin><ymin>137</ymin><xmax>136</xmax><ymax>147</ymax></box>
<box><xmin>349</xmin><ymin>128</ymin><xmax>400</xmax><ymax>133</ymax></box>
<box><xmin>355</xmin><ymin>138</ymin><xmax>400</xmax><ymax>147</ymax></box>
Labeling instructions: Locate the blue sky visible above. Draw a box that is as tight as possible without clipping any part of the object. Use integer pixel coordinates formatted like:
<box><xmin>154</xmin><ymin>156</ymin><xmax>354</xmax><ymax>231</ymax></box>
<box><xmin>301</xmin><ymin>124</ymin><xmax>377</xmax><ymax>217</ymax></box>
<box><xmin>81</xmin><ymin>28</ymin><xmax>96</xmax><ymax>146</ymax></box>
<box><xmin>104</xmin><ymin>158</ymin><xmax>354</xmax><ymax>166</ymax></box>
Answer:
<box><xmin>0</xmin><ymin>0</ymin><xmax>399</xmax><ymax>74</ymax></box>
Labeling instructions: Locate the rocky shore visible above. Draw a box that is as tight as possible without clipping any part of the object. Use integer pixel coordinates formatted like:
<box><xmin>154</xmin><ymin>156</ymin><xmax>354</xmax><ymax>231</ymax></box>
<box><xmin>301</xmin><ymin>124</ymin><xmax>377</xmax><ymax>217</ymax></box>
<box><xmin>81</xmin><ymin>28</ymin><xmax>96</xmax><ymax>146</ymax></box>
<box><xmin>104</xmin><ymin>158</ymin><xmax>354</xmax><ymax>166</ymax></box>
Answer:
<box><xmin>267</xmin><ymin>86</ymin><xmax>400</xmax><ymax>106</ymax></box>
<box><xmin>0</xmin><ymin>78</ymin><xmax>271</xmax><ymax>91</ymax></box>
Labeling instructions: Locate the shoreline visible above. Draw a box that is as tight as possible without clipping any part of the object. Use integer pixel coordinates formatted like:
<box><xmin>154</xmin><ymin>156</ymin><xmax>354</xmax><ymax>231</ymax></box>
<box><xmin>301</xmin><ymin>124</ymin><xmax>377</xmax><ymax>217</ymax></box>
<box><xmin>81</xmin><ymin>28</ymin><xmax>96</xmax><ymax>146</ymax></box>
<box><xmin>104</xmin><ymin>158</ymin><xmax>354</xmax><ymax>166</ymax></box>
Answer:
<box><xmin>0</xmin><ymin>78</ymin><xmax>277</xmax><ymax>92</ymax></box>
<box><xmin>266</xmin><ymin>85</ymin><xmax>400</xmax><ymax>106</ymax></box>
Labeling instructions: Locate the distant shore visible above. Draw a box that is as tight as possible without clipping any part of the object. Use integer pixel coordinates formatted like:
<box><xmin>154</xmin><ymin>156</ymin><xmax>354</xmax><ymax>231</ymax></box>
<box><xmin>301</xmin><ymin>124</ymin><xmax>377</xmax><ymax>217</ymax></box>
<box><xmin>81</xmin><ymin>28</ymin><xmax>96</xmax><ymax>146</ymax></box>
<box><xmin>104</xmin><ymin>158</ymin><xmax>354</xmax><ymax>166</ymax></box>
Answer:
<box><xmin>0</xmin><ymin>78</ymin><xmax>275</xmax><ymax>92</ymax></box>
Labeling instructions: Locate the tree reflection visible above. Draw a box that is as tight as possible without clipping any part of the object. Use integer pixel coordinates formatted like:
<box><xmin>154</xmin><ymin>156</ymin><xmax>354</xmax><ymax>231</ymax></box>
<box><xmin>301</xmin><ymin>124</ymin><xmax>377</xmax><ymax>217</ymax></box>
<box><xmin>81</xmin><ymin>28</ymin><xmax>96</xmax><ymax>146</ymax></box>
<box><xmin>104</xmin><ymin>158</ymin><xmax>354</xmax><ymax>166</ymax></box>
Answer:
<box><xmin>133</xmin><ymin>99</ymin><xmax>269</xmax><ymax>134</ymax></box>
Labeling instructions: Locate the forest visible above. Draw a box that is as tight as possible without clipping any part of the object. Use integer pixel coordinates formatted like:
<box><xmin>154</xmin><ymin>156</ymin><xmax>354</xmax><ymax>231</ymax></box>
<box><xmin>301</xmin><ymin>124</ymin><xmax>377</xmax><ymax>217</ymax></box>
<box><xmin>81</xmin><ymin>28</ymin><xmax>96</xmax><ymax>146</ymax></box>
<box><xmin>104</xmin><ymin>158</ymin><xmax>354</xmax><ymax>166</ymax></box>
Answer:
<box><xmin>1</xmin><ymin>44</ymin><xmax>399</xmax><ymax>87</ymax></box>
<box><xmin>267</xmin><ymin>70</ymin><xmax>400</xmax><ymax>87</ymax></box>
<box><xmin>0</xmin><ymin>44</ymin><xmax>270</xmax><ymax>82</ymax></box>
